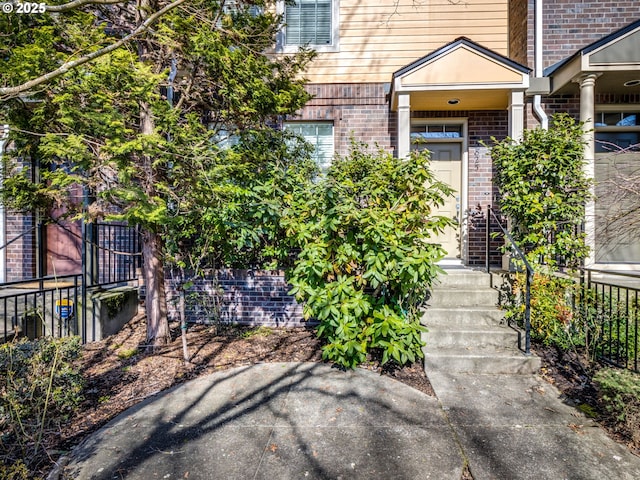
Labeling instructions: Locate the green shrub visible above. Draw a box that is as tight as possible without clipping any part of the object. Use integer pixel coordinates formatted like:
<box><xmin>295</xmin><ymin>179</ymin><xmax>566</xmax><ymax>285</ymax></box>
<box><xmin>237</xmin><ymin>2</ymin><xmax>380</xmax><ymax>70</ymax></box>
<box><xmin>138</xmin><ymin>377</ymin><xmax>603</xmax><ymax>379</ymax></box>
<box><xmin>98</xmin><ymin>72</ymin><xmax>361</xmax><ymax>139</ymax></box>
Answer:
<box><xmin>490</xmin><ymin>114</ymin><xmax>592</xmax><ymax>269</ymax></box>
<box><xmin>0</xmin><ymin>337</ymin><xmax>84</xmax><ymax>468</ymax></box>
<box><xmin>594</xmin><ymin>368</ymin><xmax>640</xmax><ymax>444</ymax></box>
<box><xmin>508</xmin><ymin>272</ymin><xmax>580</xmax><ymax>349</ymax></box>
<box><xmin>286</xmin><ymin>142</ymin><xmax>454</xmax><ymax>368</ymax></box>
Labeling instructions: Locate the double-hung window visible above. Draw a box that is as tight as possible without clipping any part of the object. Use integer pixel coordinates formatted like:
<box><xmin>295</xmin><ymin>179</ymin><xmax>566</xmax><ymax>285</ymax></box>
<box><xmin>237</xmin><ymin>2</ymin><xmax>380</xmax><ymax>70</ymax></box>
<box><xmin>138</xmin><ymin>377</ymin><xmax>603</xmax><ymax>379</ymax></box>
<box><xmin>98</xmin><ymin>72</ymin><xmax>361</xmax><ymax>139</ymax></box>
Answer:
<box><xmin>280</xmin><ymin>0</ymin><xmax>339</xmax><ymax>52</ymax></box>
<box><xmin>284</xmin><ymin>122</ymin><xmax>334</xmax><ymax>171</ymax></box>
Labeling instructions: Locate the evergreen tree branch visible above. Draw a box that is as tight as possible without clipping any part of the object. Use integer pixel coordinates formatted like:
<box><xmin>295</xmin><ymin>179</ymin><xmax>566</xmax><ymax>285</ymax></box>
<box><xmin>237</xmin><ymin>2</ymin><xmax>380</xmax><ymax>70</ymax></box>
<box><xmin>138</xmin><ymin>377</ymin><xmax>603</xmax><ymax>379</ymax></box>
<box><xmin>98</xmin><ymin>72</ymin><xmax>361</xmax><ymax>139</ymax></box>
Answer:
<box><xmin>0</xmin><ymin>0</ymin><xmax>187</xmax><ymax>99</ymax></box>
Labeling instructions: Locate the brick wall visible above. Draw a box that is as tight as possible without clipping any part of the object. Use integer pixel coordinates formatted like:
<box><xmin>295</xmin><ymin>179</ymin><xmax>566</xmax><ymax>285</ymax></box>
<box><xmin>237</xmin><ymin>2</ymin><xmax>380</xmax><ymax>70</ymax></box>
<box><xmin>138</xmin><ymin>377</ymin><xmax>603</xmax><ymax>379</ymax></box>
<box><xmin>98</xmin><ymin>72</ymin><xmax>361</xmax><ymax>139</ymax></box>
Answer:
<box><xmin>166</xmin><ymin>270</ymin><xmax>306</xmax><ymax>327</ymax></box>
<box><xmin>468</xmin><ymin>111</ymin><xmax>508</xmax><ymax>267</ymax></box>
<box><xmin>4</xmin><ymin>212</ymin><xmax>36</xmax><ymax>281</ymax></box>
<box><xmin>293</xmin><ymin>83</ymin><xmax>395</xmax><ymax>156</ymax></box>
<box><xmin>519</xmin><ymin>1</ymin><xmax>639</xmax><ymax>70</ymax></box>
<box><xmin>509</xmin><ymin>0</ymin><xmax>528</xmax><ymax>65</ymax></box>
<box><xmin>541</xmin><ymin>1</ymin><xmax>638</xmax><ymax>69</ymax></box>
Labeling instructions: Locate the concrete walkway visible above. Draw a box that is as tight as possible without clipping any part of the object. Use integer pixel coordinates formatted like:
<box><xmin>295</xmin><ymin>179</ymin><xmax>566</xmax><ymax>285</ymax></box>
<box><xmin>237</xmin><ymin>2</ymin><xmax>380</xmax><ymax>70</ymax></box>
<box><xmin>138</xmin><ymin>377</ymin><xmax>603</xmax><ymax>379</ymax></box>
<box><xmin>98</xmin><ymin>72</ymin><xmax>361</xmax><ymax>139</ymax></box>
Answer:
<box><xmin>62</xmin><ymin>362</ymin><xmax>640</xmax><ymax>480</ymax></box>
<box><xmin>62</xmin><ymin>363</ymin><xmax>463</xmax><ymax>480</ymax></box>
<box><xmin>429</xmin><ymin>370</ymin><xmax>640</xmax><ymax>480</ymax></box>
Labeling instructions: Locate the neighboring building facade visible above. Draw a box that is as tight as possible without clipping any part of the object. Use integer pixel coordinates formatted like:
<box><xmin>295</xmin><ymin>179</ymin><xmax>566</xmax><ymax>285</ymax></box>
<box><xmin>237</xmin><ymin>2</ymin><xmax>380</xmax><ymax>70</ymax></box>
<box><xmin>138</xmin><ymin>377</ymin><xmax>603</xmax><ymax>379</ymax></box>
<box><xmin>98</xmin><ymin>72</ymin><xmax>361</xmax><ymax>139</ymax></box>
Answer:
<box><xmin>1</xmin><ymin>1</ymin><xmax>639</xmax><ymax>282</ymax></box>
<box><xmin>282</xmin><ymin>0</ymin><xmax>640</xmax><ymax>269</ymax></box>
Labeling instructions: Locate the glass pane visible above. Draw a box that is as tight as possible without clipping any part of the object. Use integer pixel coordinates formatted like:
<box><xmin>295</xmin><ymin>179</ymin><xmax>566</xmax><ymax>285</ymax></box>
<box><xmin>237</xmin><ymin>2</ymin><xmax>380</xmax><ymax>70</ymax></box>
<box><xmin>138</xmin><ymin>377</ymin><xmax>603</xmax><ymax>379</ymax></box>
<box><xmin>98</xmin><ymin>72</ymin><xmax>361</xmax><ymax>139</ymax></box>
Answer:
<box><xmin>595</xmin><ymin>132</ymin><xmax>640</xmax><ymax>153</ymax></box>
<box><xmin>284</xmin><ymin>122</ymin><xmax>333</xmax><ymax>170</ymax></box>
<box><xmin>603</xmin><ymin>112</ymin><xmax>621</xmax><ymax>126</ymax></box>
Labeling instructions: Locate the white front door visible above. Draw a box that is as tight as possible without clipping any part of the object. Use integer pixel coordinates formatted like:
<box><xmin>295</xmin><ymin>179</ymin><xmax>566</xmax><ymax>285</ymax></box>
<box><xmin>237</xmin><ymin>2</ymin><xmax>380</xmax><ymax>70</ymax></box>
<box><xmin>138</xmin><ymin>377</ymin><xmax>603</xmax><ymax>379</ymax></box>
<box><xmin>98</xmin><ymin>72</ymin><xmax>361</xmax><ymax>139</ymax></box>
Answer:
<box><xmin>427</xmin><ymin>143</ymin><xmax>462</xmax><ymax>258</ymax></box>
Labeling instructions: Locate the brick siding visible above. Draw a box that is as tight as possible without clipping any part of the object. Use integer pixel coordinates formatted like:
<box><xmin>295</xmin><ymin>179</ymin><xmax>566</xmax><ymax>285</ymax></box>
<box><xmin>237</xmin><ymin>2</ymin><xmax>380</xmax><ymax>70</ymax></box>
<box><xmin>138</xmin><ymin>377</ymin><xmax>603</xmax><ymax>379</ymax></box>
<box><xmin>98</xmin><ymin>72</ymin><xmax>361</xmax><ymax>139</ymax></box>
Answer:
<box><xmin>517</xmin><ymin>0</ymin><xmax>639</xmax><ymax>71</ymax></box>
<box><xmin>4</xmin><ymin>212</ymin><xmax>36</xmax><ymax>281</ymax></box>
<box><xmin>292</xmin><ymin>83</ymin><xmax>395</xmax><ymax>156</ymax></box>
<box><xmin>509</xmin><ymin>0</ymin><xmax>528</xmax><ymax>65</ymax></box>
<box><xmin>166</xmin><ymin>270</ymin><xmax>306</xmax><ymax>327</ymax></box>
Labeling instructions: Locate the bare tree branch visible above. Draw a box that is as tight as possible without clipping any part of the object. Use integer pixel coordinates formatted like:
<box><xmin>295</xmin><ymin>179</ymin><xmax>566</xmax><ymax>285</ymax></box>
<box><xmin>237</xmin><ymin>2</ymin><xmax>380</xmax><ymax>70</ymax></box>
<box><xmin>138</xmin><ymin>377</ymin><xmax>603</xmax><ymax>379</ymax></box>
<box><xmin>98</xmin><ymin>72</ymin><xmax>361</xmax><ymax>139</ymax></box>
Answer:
<box><xmin>0</xmin><ymin>0</ymin><xmax>187</xmax><ymax>99</ymax></box>
<box><xmin>46</xmin><ymin>0</ymin><xmax>124</xmax><ymax>12</ymax></box>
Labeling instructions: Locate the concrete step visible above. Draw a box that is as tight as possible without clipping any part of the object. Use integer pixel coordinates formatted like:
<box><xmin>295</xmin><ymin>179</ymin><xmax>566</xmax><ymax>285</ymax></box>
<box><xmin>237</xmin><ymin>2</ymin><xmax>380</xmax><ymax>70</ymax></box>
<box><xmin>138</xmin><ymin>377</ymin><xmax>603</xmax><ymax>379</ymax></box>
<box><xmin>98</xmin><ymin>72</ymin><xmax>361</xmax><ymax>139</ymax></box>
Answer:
<box><xmin>424</xmin><ymin>347</ymin><xmax>541</xmax><ymax>375</ymax></box>
<box><xmin>424</xmin><ymin>325</ymin><xmax>519</xmax><ymax>349</ymax></box>
<box><xmin>423</xmin><ymin>267</ymin><xmax>540</xmax><ymax>376</ymax></box>
<box><xmin>422</xmin><ymin>306</ymin><xmax>504</xmax><ymax>326</ymax></box>
<box><xmin>428</xmin><ymin>287</ymin><xmax>499</xmax><ymax>307</ymax></box>
<box><xmin>435</xmin><ymin>269</ymin><xmax>492</xmax><ymax>288</ymax></box>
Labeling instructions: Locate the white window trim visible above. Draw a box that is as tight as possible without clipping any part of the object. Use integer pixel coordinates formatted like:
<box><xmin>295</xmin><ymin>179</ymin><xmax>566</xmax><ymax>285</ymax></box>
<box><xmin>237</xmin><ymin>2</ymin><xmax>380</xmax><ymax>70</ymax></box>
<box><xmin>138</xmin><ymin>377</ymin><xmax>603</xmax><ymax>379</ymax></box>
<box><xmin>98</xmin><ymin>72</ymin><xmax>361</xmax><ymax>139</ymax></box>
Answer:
<box><xmin>276</xmin><ymin>0</ymin><xmax>340</xmax><ymax>53</ymax></box>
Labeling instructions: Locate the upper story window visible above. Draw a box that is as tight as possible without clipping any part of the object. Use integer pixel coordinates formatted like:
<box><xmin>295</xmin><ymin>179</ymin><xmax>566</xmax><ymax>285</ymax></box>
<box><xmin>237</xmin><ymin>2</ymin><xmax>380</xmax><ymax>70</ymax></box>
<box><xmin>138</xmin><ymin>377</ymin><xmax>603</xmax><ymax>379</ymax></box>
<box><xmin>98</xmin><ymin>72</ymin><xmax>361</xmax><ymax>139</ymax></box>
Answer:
<box><xmin>595</xmin><ymin>110</ymin><xmax>640</xmax><ymax>153</ymax></box>
<box><xmin>279</xmin><ymin>0</ymin><xmax>339</xmax><ymax>53</ymax></box>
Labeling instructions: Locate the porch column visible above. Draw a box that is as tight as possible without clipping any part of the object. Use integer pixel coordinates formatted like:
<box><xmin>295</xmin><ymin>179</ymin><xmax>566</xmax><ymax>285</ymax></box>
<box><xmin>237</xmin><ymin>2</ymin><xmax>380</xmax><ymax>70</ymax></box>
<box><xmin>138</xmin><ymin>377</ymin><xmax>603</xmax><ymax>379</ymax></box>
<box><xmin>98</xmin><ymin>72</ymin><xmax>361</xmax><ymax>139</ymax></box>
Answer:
<box><xmin>577</xmin><ymin>73</ymin><xmax>599</xmax><ymax>266</ymax></box>
<box><xmin>508</xmin><ymin>90</ymin><xmax>525</xmax><ymax>141</ymax></box>
<box><xmin>397</xmin><ymin>92</ymin><xmax>411</xmax><ymax>158</ymax></box>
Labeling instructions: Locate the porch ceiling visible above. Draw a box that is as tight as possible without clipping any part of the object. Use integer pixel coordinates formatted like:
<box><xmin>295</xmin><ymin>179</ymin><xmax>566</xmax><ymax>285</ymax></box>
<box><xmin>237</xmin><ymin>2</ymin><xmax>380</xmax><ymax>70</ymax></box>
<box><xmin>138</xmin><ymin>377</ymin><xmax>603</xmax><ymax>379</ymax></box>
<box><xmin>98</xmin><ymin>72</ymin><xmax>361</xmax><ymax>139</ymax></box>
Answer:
<box><xmin>403</xmin><ymin>89</ymin><xmax>513</xmax><ymax>111</ymax></box>
<box><xmin>390</xmin><ymin>37</ymin><xmax>530</xmax><ymax>112</ymax></box>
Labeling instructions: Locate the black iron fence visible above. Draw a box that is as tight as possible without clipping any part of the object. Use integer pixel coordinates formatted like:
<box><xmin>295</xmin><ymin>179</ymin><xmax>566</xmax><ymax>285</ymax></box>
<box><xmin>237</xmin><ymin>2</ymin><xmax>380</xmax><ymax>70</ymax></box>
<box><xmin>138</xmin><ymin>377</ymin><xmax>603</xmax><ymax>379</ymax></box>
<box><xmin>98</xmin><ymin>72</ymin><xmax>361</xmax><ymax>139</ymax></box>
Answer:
<box><xmin>579</xmin><ymin>269</ymin><xmax>639</xmax><ymax>372</ymax></box>
<box><xmin>0</xmin><ymin>222</ymin><xmax>141</xmax><ymax>344</ymax></box>
<box><xmin>1</xmin><ymin>274</ymin><xmax>80</xmax><ymax>342</ymax></box>
<box><xmin>484</xmin><ymin>206</ymin><xmax>640</xmax><ymax>373</ymax></box>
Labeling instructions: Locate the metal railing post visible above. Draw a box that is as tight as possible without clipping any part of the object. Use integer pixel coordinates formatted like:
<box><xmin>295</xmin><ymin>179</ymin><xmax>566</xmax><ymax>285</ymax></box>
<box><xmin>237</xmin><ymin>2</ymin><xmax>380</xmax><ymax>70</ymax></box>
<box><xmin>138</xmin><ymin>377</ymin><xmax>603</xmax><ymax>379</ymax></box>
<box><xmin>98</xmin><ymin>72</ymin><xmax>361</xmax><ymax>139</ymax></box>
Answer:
<box><xmin>486</xmin><ymin>205</ymin><xmax>491</xmax><ymax>273</ymax></box>
<box><xmin>525</xmin><ymin>269</ymin><xmax>532</xmax><ymax>356</ymax></box>
<box><xmin>489</xmin><ymin>208</ymin><xmax>534</xmax><ymax>356</ymax></box>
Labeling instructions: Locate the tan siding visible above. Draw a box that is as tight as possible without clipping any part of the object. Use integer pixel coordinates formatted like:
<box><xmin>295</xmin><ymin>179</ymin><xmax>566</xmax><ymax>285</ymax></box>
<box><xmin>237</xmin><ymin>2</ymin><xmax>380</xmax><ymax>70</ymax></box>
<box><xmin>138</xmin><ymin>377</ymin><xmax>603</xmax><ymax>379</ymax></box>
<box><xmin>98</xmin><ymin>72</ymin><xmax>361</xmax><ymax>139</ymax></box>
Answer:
<box><xmin>304</xmin><ymin>0</ymin><xmax>509</xmax><ymax>83</ymax></box>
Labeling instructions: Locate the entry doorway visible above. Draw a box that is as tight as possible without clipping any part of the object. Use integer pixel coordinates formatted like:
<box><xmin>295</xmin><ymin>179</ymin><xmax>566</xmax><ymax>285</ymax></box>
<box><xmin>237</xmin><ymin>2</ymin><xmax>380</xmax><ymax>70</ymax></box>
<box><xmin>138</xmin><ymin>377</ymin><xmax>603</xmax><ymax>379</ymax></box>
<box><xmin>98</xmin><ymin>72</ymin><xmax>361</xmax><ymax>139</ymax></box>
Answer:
<box><xmin>411</xmin><ymin>122</ymin><xmax>466</xmax><ymax>259</ymax></box>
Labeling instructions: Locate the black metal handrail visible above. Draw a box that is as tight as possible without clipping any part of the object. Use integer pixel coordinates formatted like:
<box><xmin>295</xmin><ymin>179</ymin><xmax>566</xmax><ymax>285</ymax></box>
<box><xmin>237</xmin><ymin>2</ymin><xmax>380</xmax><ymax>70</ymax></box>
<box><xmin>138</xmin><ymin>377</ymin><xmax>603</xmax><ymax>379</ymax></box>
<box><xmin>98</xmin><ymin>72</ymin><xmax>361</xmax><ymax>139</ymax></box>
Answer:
<box><xmin>486</xmin><ymin>205</ymin><xmax>534</xmax><ymax>355</ymax></box>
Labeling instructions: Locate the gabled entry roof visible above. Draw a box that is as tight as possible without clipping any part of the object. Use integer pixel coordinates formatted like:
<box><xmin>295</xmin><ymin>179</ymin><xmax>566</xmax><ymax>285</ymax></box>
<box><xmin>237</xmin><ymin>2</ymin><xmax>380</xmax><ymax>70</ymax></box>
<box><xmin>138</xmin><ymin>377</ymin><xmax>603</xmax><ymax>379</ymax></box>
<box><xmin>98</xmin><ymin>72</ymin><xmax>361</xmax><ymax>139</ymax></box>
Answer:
<box><xmin>390</xmin><ymin>37</ymin><xmax>530</xmax><ymax>111</ymax></box>
<box><xmin>545</xmin><ymin>19</ymin><xmax>640</xmax><ymax>94</ymax></box>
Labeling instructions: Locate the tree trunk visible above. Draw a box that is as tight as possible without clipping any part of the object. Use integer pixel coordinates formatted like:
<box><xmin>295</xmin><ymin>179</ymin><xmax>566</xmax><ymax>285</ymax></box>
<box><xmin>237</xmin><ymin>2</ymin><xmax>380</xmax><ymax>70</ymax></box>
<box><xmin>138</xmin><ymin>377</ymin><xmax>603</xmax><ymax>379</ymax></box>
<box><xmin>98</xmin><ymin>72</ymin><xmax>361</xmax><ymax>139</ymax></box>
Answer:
<box><xmin>142</xmin><ymin>229</ymin><xmax>171</xmax><ymax>346</ymax></box>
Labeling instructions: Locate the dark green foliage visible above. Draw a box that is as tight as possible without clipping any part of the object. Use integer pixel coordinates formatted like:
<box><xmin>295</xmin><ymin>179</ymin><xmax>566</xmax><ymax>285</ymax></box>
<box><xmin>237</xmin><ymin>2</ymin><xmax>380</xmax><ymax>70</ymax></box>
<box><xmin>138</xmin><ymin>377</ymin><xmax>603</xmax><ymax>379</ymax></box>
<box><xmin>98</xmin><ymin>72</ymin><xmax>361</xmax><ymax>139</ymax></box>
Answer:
<box><xmin>490</xmin><ymin>114</ymin><xmax>592</xmax><ymax>268</ymax></box>
<box><xmin>1</xmin><ymin>1</ymin><xmax>315</xmax><ymax>344</ymax></box>
<box><xmin>165</xmin><ymin>128</ymin><xmax>318</xmax><ymax>271</ymax></box>
<box><xmin>0</xmin><ymin>337</ymin><xmax>83</xmax><ymax>470</ymax></box>
<box><xmin>286</xmin><ymin>143</ymin><xmax>455</xmax><ymax>368</ymax></box>
<box><xmin>594</xmin><ymin>368</ymin><xmax>640</xmax><ymax>444</ymax></box>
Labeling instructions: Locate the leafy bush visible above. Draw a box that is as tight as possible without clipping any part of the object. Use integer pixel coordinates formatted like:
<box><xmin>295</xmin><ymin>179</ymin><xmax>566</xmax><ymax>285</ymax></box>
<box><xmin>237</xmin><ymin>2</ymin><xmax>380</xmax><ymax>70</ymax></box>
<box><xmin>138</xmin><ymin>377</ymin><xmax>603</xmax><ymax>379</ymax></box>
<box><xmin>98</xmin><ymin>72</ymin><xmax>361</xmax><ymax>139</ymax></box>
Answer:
<box><xmin>508</xmin><ymin>273</ymin><xmax>579</xmax><ymax>348</ymax></box>
<box><xmin>286</xmin><ymin>142</ymin><xmax>454</xmax><ymax>368</ymax></box>
<box><xmin>490</xmin><ymin>114</ymin><xmax>592</xmax><ymax>268</ymax></box>
<box><xmin>594</xmin><ymin>368</ymin><xmax>640</xmax><ymax>445</ymax></box>
<box><xmin>0</xmin><ymin>337</ymin><xmax>84</xmax><ymax>469</ymax></box>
